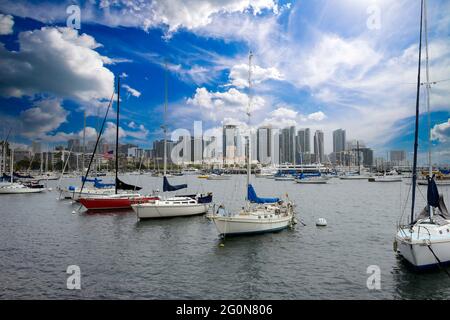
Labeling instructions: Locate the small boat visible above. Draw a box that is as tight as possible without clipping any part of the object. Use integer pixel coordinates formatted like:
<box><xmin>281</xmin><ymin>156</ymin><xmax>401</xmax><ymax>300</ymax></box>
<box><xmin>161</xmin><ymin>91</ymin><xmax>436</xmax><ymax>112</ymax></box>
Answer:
<box><xmin>274</xmin><ymin>175</ymin><xmax>295</xmax><ymax>181</ymax></box>
<box><xmin>207</xmin><ymin>174</ymin><xmax>231</xmax><ymax>180</ymax></box>
<box><xmin>368</xmin><ymin>175</ymin><xmax>402</xmax><ymax>182</ymax></box>
<box><xmin>295</xmin><ymin>177</ymin><xmax>328</xmax><ymax>184</ymax></box>
<box><xmin>197</xmin><ymin>175</ymin><xmax>209</xmax><ymax>179</ymax></box>
<box><xmin>0</xmin><ymin>183</ymin><xmax>46</xmax><ymax>194</ymax></box>
<box><xmin>132</xmin><ymin>196</ymin><xmax>209</xmax><ymax>219</ymax></box>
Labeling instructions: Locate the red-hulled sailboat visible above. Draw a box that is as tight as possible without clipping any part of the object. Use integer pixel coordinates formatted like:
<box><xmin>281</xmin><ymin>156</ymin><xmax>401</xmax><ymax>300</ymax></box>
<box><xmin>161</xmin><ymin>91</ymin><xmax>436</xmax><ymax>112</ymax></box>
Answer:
<box><xmin>78</xmin><ymin>76</ymin><xmax>157</xmax><ymax>211</ymax></box>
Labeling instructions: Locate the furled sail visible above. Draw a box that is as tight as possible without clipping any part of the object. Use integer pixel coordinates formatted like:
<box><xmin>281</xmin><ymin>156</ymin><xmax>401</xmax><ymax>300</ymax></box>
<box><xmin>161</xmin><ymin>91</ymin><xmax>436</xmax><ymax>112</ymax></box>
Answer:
<box><xmin>247</xmin><ymin>184</ymin><xmax>279</xmax><ymax>204</ymax></box>
<box><xmin>94</xmin><ymin>180</ymin><xmax>115</xmax><ymax>189</ymax></box>
<box><xmin>116</xmin><ymin>177</ymin><xmax>142</xmax><ymax>191</ymax></box>
<box><xmin>427</xmin><ymin>176</ymin><xmax>440</xmax><ymax>208</ymax></box>
<box><xmin>163</xmin><ymin>176</ymin><xmax>187</xmax><ymax>192</ymax></box>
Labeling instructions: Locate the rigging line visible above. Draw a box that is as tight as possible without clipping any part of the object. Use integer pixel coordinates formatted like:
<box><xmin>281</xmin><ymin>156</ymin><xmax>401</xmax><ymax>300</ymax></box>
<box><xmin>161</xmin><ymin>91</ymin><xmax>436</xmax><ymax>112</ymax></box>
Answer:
<box><xmin>427</xmin><ymin>244</ymin><xmax>450</xmax><ymax>278</ymax></box>
<box><xmin>79</xmin><ymin>91</ymin><xmax>115</xmax><ymax>196</ymax></box>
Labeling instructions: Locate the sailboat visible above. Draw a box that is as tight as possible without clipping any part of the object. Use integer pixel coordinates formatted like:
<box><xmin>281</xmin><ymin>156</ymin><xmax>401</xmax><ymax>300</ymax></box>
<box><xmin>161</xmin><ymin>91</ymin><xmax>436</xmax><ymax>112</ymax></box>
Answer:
<box><xmin>131</xmin><ymin>62</ymin><xmax>212</xmax><ymax>220</ymax></box>
<box><xmin>339</xmin><ymin>141</ymin><xmax>370</xmax><ymax>180</ymax></box>
<box><xmin>394</xmin><ymin>0</ymin><xmax>450</xmax><ymax>270</ymax></box>
<box><xmin>0</xmin><ymin>148</ymin><xmax>46</xmax><ymax>194</ymax></box>
<box><xmin>77</xmin><ymin>76</ymin><xmax>154</xmax><ymax>210</ymax></box>
<box><xmin>208</xmin><ymin>52</ymin><xmax>296</xmax><ymax>237</ymax></box>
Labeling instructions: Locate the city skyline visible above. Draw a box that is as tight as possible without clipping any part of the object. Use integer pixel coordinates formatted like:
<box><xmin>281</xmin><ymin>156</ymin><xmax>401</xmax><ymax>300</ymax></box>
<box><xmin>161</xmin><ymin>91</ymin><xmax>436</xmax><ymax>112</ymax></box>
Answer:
<box><xmin>0</xmin><ymin>1</ymin><xmax>448</xmax><ymax>165</ymax></box>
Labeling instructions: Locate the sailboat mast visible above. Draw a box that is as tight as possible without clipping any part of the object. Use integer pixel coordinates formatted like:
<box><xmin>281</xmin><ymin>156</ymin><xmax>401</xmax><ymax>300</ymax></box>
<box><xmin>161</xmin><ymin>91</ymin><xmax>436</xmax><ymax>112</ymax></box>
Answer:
<box><xmin>423</xmin><ymin>0</ymin><xmax>433</xmax><ymax>218</ymax></box>
<box><xmin>357</xmin><ymin>141</ymin><xmax>360</xmax><ymax>174</ymax></box>
<box><xmin>163</xmin><ymin>61</ymin><xmax>168</xmax><ymax>177</ymax></box>
<box><xmin>246</xmin><ymin>52</ymin><xmax>253</xmax><ymax>195</ymax></box>
<box><xmin>115</xmin><ymin>76</ymin><xmax>120</xmax><ymax>195</ymax></box>
<box><xmin>82</xmin><ymin>110</ymin><xmax>86</xmax><ymax>174</ymax></box>
<box><xmin>411</xmin><ymin>0</ymin><xmax>424</xmax><ymax>225</ymax></box>
<box><xmin>10</xmin><ymin>147</ymin><xmax>14</xmax><ymax>183</ymax></box>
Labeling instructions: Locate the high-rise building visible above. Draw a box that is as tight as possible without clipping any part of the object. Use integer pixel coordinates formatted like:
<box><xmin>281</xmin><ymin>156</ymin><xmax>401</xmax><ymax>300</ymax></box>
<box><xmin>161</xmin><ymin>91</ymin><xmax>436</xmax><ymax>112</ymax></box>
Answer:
<box><xmin>223</xmin><ymin>125</ymin><xmax>238</xmax><ymax>164</ymax></box>
<box><xmin>68</xmin><ymin>139</ymin><xmax>80</xmax><ymax>152</ymax></box>
<box><xmin>152</xmin><ymin>139</ymin><xmax>174</xmax><ymax>163</ymax></box>
<box><xmin>279</xmin><ymin>126</ymin><xmax>296</xmax><ymax>164</ymax></box>
<box><xmin>257</xmin><ymin>126</ymin><xmax>272</xmax><ymax>165</ymax></box>
<box><xmin>32</xmin><ymin>141</ymin><xmax>42</xmax><ymax>154</ymax></box>
<box><xmin>314</xmin><ymin>130</ymin><xmax>324</xmax><ymax>163</ymax></box>
<box><xmin>296</xmin><ymin>128</ymin><xmax>311</xmax><ymax>164</ymax></box>
<box><xmin>360</xmin><ymin>147</ymin><xmax>374</xmax><ymax>167</ymax></box>
<box><xmin>190</xmin><ymin>136</ymin><xmax>203</xmax><ymax>164</ymax></box>
<box><xmin>333</xmin><ymin>129</ymin><xmax>346</xmax><ymax>153</ymax></box>
<box><xmin>390</xmin><ymin>150</ymin><xmax>406</xmax><ymax>164</ymax></box>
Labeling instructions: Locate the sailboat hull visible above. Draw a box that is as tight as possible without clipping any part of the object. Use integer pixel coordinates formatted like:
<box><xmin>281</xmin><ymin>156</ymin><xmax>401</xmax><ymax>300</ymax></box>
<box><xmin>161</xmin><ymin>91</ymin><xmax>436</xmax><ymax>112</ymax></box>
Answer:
<box><xmin>132</xmin><ymin>201</ymin><xmax>209</xmax><ymax>219</ymax></box>
<box><xmin>396</xmin><ymin>223</ymin><xmax>450</xmax><ymax>270</ymax></box>
<box><xmin>78</xmin><ymin>196</ymin><xmax>159</xmax><ymax>210</ymax></box>
<box><xmin>211</xmin><ymin>214</ymin><xmax>292</xmax><ymax>237</ymax></box>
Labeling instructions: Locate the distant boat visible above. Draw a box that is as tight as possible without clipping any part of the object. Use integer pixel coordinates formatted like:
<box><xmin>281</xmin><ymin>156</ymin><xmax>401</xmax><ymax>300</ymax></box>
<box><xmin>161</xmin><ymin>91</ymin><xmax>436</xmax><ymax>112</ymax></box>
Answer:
<box><xmin>295</xmin><ymin>176</ymin><xmax>328</xmax><ymax>184</ymax></box>
<box><xmin>395</xmin><ymin>0</ymin><xmax>450</xmax><ymax>271</ymax></box>
<box><xmin>207</xmin><ymin>174</ymin><xmax>231</xmax><ymax>180</ymax></box>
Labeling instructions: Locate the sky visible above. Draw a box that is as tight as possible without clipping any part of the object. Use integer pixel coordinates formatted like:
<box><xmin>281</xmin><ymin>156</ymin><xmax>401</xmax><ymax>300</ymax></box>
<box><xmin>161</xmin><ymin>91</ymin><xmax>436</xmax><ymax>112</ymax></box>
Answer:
<box><xmin>0</xmin><ymin>0</ymin><xmax>449</xmax><ymax>164</ymax></box>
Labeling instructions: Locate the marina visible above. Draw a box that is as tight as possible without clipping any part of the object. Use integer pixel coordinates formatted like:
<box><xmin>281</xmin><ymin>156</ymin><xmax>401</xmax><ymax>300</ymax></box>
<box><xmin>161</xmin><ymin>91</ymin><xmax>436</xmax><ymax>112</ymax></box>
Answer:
<box><xmin>1</xmin><ymin>174</ymin><xmax>450</xmax><ymax>299</ymax></box>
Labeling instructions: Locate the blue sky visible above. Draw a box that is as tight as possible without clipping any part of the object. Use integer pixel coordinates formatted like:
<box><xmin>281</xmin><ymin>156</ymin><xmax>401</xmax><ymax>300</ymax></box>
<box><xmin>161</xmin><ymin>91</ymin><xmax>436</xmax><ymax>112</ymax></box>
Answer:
<box><xmin>0</xmin><ymin>0</ymin><xmax>449</xmax><ymax>164</ymax></box>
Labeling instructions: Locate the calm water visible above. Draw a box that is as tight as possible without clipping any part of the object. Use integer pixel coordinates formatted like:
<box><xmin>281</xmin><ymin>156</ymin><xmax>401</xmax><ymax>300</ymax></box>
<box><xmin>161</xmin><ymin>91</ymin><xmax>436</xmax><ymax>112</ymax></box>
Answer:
<box><xmin>1</xmin><ymin>175</ymin><xmax>450</xmax><ymax>299</ymax></box>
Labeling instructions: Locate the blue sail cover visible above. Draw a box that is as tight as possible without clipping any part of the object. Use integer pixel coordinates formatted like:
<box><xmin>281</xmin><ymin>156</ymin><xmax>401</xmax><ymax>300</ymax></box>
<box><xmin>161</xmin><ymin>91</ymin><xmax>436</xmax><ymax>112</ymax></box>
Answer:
<box><xmin>163</xmin><ymin>176</ymin><xmax>187</xmax><ymax>192</ymax></box>
<box><xmin>82</xmin><ymin>177</ymin><xmax>102</xmax><ymax>183</ymax></box>
<box><xmin>428</xmin><ymin>176</ymin><xmax>440</xmax><ymax>208</ymax></box>
<box><xmin>94</xmin><ymin>180</ymin><xmax>115</xmax><ymax>189</ymax></box>
<box><xmin>247</xmin><ymin>184</ymin><xmax>279</xmax><ymax>204</ymax></box>
<box><xmin>297</xmin><ymin>172</ymin><xmax>321</xmax><ymax>179</ymax></box>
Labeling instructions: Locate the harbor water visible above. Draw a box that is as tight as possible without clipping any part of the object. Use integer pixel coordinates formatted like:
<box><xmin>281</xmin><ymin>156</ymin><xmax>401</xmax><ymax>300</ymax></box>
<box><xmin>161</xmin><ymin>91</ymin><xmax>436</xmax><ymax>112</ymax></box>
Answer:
<box><xmin>1</xmin><ymin>175</ymin><xmax>450</xmax><ymax>299</ymax></box>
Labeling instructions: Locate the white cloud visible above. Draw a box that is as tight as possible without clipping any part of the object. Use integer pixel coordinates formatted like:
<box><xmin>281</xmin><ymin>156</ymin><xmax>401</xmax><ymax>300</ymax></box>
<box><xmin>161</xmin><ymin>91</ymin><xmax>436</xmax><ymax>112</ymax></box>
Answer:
<box><xmin>269</xmin><ymin>107</ymin><xmax>297</xmax><ymax>119</ymax></box>
<box><xmin>0</xmin><ymin>27</ymin><xmax>114</xmax><ymax>102</ymax></box>
<box><xmin>307</xmin><ymin>111</ymin><xmax>326</xmax><ymax>121</ymax></box>
<box><xmin>0</xmin><ymin>13</ymin><xmax>14</xmax><ymax>35</ymax></box>
<box><xmin>228</xmin><ymin>63</ymin><xmax>283</xmax><ymax>88</ymax></box>
<box><xmin>186</xmin><ymin>87</ymin><xmax>265</xmax><ymax>122</ymax></box>
<box><xmin>19</xmin><ymin>98</ymin><xmax>68</xmax><ymax>139</ymax></box>
<box><xmin>432</xmin><ymin>119</ymin><xmax>450</xmax><ymax>142</ymax></box>
<box><xmin>122</xmin><ymin>84</ymin><xmax>141</xmax><ymax>98</ymax></box>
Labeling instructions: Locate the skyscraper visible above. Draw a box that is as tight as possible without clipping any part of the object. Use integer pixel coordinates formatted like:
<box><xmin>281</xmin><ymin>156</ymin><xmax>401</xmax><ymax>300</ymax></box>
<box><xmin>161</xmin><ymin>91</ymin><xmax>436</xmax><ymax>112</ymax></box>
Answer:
<box><xmin>257</xmin><ymin>126</ymin><xmax>272</xmax><ymax>165</ymax></box>
<box><xmin>279</xmin><ymin>126</ymin><xmax>296</xmax><ymax>164</ymax></box>
<box><xmin>32</xmin><ymin>141</ymin><xmax>42</xmax><ymax>154</ymax></box>
<box><xmin>296</xmin><ymin>128</ymin><xmax>311</xmax><ymax>164</ymax></box>
<box><xmin>314</xmin><ymin>130</ymin><xmax>324</xmax><ymax>163</ymax></box>
<box><xmin>333</xmin><ymin>129</ymin><xmax>346</xmax><ymax>153</ymax></box>
<box><xmin>68</xmin><ymin>139</ymin><xmax>80</xmax><ymax>153</ymax></box>
<box><xmin>223</xmin><ymin>124</ymin><xmax>238</xmax><ymax>164</ymax></box>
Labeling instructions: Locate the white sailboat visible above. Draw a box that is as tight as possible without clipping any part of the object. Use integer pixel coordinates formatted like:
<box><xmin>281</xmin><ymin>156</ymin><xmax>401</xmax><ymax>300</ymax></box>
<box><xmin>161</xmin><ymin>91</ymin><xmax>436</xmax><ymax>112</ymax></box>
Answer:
<box><xmin>132</xmin><ymin>61</ymin><xmax>211</xmax><ymax>220</ymax></box>
<box><xmin>208</xmin><ymin>52</ymin><xmax>296</xmax><ymax>237</ymax></box>
<box><xmin>395</xmin><ymin>0</ymin><xmax>450</xmax><ymax>270</ymax></box>
<box><xmin>0</xmin><ymin>148</ymin><xmax>46</xmax><ymax>194</ymax></box>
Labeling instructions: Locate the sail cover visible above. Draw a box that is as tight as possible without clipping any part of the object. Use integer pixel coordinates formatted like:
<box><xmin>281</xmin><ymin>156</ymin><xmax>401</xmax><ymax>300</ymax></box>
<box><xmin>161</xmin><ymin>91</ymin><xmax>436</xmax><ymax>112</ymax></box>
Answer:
<box><xmin>163</xmin><ymin>176</ymin><xmax>187</xmax><ymax>192</ymax></box>
<box><xmin>427</xmin><ymin>176</ymin><xmax>440</xmax><ymax>208</ymax></box>
<box><xmin>94</xmin><ymin>179</ymin><xmax>115</xmax><ymax>189</ymax></box>
<box><xmin>116</xmin><ymin>177</ymin><xmax>142</xmax><ymax>191</ymax></box>
<box><xmin>247</xmin><ymin>184</ymin><xmax>279</xmax><ymax>204</ymax></box>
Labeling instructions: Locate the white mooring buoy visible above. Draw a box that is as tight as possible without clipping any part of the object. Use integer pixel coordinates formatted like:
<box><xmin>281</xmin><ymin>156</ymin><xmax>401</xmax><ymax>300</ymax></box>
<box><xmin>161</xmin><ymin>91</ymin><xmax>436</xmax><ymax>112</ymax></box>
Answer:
<box><xmin>316</xmin><ymin>218</ymin><xmax>327</xmax><ymax>227</ymax></box>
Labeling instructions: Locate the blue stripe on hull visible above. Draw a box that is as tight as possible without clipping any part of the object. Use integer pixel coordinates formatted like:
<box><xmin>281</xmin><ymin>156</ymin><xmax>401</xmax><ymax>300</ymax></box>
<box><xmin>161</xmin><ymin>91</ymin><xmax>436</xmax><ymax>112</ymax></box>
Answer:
<box><xmin>220</xmin><ymin>225</ymin><xmax>289</xmax><ymax>237</ymax></box>
<box><xmin>399</xmin><ymin>256</ymin><xmax>450</xmax><ymax>272</ymax></box>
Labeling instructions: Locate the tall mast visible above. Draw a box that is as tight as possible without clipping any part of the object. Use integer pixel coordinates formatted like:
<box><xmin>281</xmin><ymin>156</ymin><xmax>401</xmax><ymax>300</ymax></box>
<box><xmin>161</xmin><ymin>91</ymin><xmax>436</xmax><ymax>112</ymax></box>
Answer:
<box><xmin>163</xmin><ymin>60</ymin><xmax>168</xmax><ymax>177</ymax></box>
<box><xmin>115</xmin><ymin>76</ymin><xmax>120</xmax><ymax>194</ymax></box>
<box><xmin>10</xmin><ymin>147</ymin><xmax>13</xmax><ymax>184</ymax></box>
<box><xmin>423</xmin><ymin>0</ymin><xmax>433</xmax><ymax>218</ymax></box>
<box><xmin>246</xmin><ymin>52</ymin><xmax>253</xmax><ymax>195</ymax></box>
<box><xmin>82</xmin><ymin>110</ymin><xmax>86</xmax><ymax>174</ymax></box>
<box><xmin>357</xmin><ymin>140</ymin><xmax>360</xmax><ymax>174</ymax></box>
<box><xmin>411</xmin><ymin>0</ymin><xmax>424</xmax><ymax>225</ymax></box>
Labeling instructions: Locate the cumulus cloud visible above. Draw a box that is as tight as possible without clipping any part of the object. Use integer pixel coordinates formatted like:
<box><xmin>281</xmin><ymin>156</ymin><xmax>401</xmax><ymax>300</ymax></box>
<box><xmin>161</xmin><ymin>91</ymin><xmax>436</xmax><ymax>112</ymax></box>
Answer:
<box><xmin>19</xmin><ymin>98</ymin><xmax>68</xmax><ymax>138</ymax></box>
<box><xmin>186</xmin><ymin>87</ymin><xmax>265</xmax><ymax>122</ymax></box>
<box><xmin>228</xmin><ymin>63</ymin><xmax>283</xmax><ymax>88</ymax></box>
<box><xmin>0</xmin><ymin>13</ymin><xmax>14</xmax><ymax>35</ymax></box>
<box><xmin>431</xmin><ymin>119</ymin><xmax>450</xmax><ymax>142</ymax></box>
<box><xmin>307</xmin><ymin>111</ymin><xmax>326</xmax><ymax>121</ymax></box>
<box><xmin>122</xmin><ymin>84</ymin><xmax>141</xmax><ymax>98</ymax></box>
<box><xmin>0</xmin><ymin>27</ymin><xmax>114</xmax><ymax>102</ymax></box>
